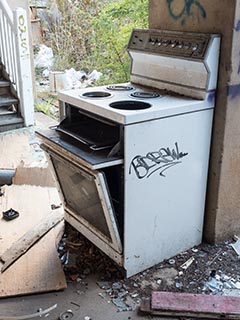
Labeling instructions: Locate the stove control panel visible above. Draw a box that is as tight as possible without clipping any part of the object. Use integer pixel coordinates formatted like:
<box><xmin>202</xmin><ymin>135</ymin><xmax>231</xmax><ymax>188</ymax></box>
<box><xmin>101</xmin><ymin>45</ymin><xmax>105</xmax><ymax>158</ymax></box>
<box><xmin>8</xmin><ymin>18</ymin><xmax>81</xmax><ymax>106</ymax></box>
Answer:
<box><xmin>128</xmin><ymin>29</ymin><xmax>217</xmax><ymax>60</ymax></box>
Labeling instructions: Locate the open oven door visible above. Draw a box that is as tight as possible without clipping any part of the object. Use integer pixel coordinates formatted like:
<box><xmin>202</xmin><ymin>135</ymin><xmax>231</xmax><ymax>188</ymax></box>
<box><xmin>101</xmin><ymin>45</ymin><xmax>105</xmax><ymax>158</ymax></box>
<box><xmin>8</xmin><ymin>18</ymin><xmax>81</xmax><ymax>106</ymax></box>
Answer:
<box><xmin>47</xmin><ymin>150</ymin><xmax>123</xmax><ymax>255</ymax></box>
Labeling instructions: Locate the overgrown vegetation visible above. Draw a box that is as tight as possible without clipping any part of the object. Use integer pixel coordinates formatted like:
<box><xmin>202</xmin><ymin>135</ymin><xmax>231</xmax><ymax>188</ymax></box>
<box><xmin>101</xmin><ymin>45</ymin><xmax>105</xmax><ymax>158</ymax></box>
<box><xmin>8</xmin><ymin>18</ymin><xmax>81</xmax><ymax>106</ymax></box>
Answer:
<box><xmin>48</xmin><ymin>0</ymin><xmax>148</xmax><ymax>84</ymax></box>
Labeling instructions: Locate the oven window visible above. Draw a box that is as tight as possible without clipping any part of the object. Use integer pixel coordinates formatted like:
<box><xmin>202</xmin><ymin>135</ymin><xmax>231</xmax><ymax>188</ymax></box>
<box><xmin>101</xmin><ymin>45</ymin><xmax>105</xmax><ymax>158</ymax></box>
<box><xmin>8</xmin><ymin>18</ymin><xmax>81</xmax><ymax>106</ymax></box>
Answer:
<box><xmin>51</xmin><ymin>156</ymin><xmax>111</xmax><ymax>239</ymax></box>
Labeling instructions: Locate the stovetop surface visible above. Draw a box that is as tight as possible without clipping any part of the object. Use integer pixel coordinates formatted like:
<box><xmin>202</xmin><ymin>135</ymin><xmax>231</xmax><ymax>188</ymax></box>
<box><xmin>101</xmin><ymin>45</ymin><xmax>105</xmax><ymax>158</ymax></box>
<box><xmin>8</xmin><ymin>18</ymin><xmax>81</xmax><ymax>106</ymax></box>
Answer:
<box><xmin>58</xmin><ymin>83</ymin><xmax>215</xmax><ymax>125</ymax></box>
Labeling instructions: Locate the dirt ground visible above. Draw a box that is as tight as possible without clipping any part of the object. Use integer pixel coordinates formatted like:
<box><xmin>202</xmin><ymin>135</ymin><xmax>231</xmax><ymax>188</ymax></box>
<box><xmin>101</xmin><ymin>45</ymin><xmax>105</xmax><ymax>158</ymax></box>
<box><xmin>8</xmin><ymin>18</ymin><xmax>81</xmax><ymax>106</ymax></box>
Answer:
<box><xmin>60</xmin><ymin>223</ymin><xmax>240</xmax><ymax>313</ymax></box>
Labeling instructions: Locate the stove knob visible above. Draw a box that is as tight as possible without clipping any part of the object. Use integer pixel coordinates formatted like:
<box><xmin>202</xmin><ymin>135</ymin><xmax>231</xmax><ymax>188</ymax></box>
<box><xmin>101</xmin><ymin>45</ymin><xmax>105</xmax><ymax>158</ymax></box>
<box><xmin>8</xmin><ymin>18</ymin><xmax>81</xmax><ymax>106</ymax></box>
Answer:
<box><xmin>183</xmin><ymin>42</ymin><xmax>191</xmax><ymax>50</ymax></box>
<box><xmin>192</xmin><ymin>43</ymin><xmax>198</xmax><ymax>51</ymax></box>
<box><xmin>150</xmin><ymin>39</ymin><xmax>156</xmax><ymax>45</ymax></box>
<box><xmin>177</xmin><ymin>42</ymin><xmax>184</xmax><ymax>49</ymax></box>
<box><xmin>170</xmin><ymin>40</ymin><xmax>177</xmax><ymax>48</ymax></box>
<box><xmin>162</xmin><ymin>40</ymin><xmax>169</xmax><ymax>47</ymax></box>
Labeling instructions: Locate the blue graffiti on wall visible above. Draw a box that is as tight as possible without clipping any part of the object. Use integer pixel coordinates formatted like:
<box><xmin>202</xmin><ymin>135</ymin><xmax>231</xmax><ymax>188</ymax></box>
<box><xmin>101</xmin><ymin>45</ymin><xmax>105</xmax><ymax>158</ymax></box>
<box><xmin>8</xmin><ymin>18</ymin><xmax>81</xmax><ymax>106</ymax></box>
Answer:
<box><xmin>166</xmin><ymin>0</ymin><xmax>206</xmax><ymax>25</ymax></box>
<box><xmin>228</xmin><ymin>84</ymin><xmax>240</xmax><ymax>100</ymax></box>
<box><xmin>235</xmin><ymin>20</ymin><xmax>240</xmax><ymax>31</ymax></box>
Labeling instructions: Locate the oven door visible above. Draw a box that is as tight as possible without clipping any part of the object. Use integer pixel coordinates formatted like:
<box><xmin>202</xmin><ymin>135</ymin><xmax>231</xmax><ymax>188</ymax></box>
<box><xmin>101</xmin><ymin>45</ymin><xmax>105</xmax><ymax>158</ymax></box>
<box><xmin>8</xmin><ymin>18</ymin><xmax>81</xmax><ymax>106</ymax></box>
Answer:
<box><xmin>47</xmin><ymin>149</ymin><xmax>123</xmax><ymax>254</ymax></box>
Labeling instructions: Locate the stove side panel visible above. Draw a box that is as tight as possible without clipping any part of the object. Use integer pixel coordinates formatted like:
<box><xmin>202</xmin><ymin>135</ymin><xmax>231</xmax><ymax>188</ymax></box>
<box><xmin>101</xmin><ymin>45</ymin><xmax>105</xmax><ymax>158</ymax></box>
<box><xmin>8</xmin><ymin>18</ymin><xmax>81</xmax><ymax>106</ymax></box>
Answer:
<box><xmin>123</xmin><ymin>109</ymin><xmax>213</xmax><ymax>277</ymax></box>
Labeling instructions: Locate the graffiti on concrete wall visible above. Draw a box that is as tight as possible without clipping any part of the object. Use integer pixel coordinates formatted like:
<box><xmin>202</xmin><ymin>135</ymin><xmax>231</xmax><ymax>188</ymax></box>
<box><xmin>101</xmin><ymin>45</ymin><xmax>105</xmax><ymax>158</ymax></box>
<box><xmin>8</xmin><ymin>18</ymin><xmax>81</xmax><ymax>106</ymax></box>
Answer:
<box><xmin>227</xmin><ymin>20</ymin><xmax>240</xmax><ymax>100</ymax></box>
<box><xmin>166</xmin><ymin>0</ymin><xmax>206</xmax><ymax>25</ymax></box>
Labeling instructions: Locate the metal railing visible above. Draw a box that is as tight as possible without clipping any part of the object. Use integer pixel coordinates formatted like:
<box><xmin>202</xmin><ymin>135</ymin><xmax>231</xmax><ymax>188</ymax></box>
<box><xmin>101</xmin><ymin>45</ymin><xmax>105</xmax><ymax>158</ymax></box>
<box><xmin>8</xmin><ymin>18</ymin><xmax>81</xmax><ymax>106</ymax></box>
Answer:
<box><xmin>0</xmin><ymin>0</ymin><xmax>34</xmax><ymax>126</ymax></box>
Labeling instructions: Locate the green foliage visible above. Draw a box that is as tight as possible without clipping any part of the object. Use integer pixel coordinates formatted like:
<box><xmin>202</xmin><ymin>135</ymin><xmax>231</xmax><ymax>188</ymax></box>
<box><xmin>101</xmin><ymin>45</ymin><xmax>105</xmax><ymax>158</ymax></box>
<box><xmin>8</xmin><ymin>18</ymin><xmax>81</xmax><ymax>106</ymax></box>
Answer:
<box><xmin>49</xmin><ymin>0</ymin><xmax>108</xmax><ymax>70</ymax></box>
<box><xmin>49</xmin><ymin>0</ymin><xmax>148</xmax><ymax>83</ymax></box>
<box><xmin>34</xmin><ymin>98</ymin><xmax>55</xmax><ymax>118</ymax></box>
<box><xmin>86</xmin><ymin>0</ymin><xmax>148</xmax><ymax>84</ymax></box>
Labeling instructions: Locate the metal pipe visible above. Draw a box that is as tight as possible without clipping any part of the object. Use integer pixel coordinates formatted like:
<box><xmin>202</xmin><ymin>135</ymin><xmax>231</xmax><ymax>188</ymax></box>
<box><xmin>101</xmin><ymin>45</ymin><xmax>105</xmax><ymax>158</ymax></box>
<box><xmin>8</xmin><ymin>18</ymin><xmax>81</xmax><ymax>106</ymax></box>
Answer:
<box><xmin>0</xmin><ymin>170</ymin><xmax>15</xmax><ymax>186</ymax></box>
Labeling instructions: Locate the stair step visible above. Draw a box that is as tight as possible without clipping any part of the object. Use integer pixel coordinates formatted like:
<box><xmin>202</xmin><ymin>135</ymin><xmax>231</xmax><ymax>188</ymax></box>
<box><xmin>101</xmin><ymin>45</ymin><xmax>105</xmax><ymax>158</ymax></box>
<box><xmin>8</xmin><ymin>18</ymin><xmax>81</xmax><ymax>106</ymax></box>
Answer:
<box><xmin>0</xmin><ymin>80</ymin><xmax>11</xmax><ymax>95</ymax></box>
<box><xmin>0</xmin><ymin>114</ymin><xmax>24</xmax><ymax>133</ymax></box>
<box><xmin>0</xmin><ymin>105</ymin><xmax>17</xmax><ymax>116</ymax></box>
<box><xmin>0</xmin><ymin>80</ymin><xmax>10</xmax><ymax>87</ymax></box>
<box><xmin>0</xmin><ymin>95</ymin><xmax>18</xmax><ymax>107</ymax></box>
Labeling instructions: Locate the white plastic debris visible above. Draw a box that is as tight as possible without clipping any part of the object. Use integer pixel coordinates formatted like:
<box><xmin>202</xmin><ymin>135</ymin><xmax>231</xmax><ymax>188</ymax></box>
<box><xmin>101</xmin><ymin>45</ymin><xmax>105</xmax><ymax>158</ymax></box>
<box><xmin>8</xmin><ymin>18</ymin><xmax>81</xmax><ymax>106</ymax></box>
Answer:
<box><xmin>180</xmin><ymin>257</ymin><xmax>195</xmax><ymax>270</ymax></box>
<box><xmin>230</xmin><ymin>237</ymin><xmax>240</xmax><ymax>256</ymax></box>
<box><xmin>204</xmin><ymin>277</ymin><xmax>223</xmax><ymax>293</ymax></box>
<box><xmin>64</xmin><ymin>68</ymin><xmax>102</xmax><ymax>90</ymax></box>
<box><xmin>88</xmin><ymin>69</ymin><xmax>103</xmax><ymax>82</ymax></box>
<box><xmin>34</xmin><ymin>44</ymin><xmax>54</xmax><ymax>69</ymax></box>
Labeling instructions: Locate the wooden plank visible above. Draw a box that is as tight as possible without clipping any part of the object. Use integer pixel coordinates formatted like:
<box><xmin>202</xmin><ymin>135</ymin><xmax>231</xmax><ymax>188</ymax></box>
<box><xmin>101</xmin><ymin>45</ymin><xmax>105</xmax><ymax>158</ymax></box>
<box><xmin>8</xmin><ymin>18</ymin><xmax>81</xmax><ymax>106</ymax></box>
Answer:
<box><xmin>140</xmin><ymin>291</ymin><xmax>240</xmax><ymax>319</ymax></box>
<box><xmin>0</xmin><ymin>185</ymin><xmax>66</xmax><ymax>297</ymax></box>
<box><xmin>1</xmin><ymin>209</ymin><xmax>64</xmax><ymax>272</ymax></box>
<box><xmin>0</xmin><ymin>222</ymin><xmax>67</xmax><ymax>298</ymax></box>
<box><xmin>0</xmin><ymin>129</ymin><xmax>49</xmax><ymax>170</ymax></box>
<box><xmin>0</xmin><ymin>185</ymin><xmax>62</xmax><ymax>254</ymax></box>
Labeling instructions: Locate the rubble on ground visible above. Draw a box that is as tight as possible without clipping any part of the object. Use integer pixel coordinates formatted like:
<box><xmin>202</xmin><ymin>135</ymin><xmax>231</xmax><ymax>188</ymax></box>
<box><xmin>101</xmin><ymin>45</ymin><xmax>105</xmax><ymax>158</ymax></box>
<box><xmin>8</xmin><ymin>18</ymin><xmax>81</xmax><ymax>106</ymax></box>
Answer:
<box><xmin>59</xmin><ymin>223</ymin><xmax>240</xmax><ymax>312</ymax></box>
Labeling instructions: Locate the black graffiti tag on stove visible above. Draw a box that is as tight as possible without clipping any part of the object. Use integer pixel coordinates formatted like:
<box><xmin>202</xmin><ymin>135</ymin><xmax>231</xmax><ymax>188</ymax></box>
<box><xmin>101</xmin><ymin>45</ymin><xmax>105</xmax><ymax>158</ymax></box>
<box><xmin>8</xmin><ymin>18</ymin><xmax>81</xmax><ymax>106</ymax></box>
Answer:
<box><xmin>129</xmin><ymin>143</ymin><xmax>188</xmax><ymax>179</ymax></box>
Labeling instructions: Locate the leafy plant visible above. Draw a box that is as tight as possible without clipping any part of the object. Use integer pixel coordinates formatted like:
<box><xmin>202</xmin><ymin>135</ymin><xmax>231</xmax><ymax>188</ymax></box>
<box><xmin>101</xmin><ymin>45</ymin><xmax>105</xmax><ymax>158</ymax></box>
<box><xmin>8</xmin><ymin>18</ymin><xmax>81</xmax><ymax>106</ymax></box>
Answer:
<box><xmin>86</xmin><ymin>0</ymin><xmax>148</xmax><ymax>84</ymax></box>
<box><xmin>34</xmin><ymin>98</ymin><xmax>56</xmax><ymax>118</ymax></box>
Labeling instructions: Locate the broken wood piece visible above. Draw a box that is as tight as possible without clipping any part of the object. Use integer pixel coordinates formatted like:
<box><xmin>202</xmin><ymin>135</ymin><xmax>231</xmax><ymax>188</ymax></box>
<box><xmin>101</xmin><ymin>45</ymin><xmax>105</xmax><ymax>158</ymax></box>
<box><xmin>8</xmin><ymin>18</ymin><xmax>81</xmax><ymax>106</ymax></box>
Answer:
<box><xmin>140</xmin><ymin>291</ymin><xmax>240</xmax><ymax>319</ymax></box>
<box><xmin>0</xmin><ymin>222</ymin><xmax>67</xmax><ymax>297</ymax></box>
<box><xmin>0</xmin><ymin>208</ymin><xmax>63</xmax><ymax>272</ymax></box>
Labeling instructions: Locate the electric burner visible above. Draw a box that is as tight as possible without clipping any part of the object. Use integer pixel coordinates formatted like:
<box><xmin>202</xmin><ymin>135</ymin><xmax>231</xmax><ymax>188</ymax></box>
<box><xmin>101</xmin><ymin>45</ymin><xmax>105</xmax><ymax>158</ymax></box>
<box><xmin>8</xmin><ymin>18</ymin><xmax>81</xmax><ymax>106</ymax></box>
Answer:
<box><xmin>81</xmin><ymin>91</ymin><xmax>112</xmax><ymax>98</ymax></box>
<box><xmin>109</xmin><ymin>100</ymin><xmax>151</xmax><ymax>110</ymax></box>
<box><xmin>130</xmin><ymin>92</ymin><xmax>161</xmax><ymax>99</ymax></box>
<box><xmin>107</xmin><ymin>85</ymin><xmax>134</xmax><ymax>91</ymax></box>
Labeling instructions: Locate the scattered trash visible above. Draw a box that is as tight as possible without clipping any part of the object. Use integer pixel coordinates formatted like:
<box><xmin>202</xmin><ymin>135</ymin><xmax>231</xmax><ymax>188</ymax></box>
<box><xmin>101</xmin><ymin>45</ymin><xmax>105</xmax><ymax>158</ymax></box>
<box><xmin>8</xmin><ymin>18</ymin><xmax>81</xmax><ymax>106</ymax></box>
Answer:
<box><xmin>112</xmin><ymin>282</ymin><xmax>122</xmax><ymax>290</ymax></box>
<box><xmin>207</xmin><ymin>248</ymin><xmax>222</xmax><ymax>266</ymax></box>
<box><xmin>0</xmin><ymin>304</ymin><xmax>57</xmax><ymax>320</ymax></box>
<box><xmin>2</xmin><ymin>208</ymin><xmax>19</xmax><ymax>221</ymax></box>
<box><xmin>204</xmin><ymin>275</ymin><xmax>223</xmax><ymax>293</ymax></box>
<box><xmin>97</xmin><ymin>281</ymin><xmax>111</xmax><ymax>290</ymax></box>
<box><xmin>34</xmin><ymin>44</ymin><xmax>54</xmax><ymax>69</ymax></box>
<box><xmin>59</xmin><ymin>224</ymin><xmax>240</xmax><ymax>314</ymax></box>
<box><xmin>70</xmin><ymin>274</ymin><xmax>79</xmax><ymax>281</ymax></box>
<box><xmin>112</xmin><ymin>297</ymin><xmax>131</xmax><ymax>312</ymax></box>
<box><xmin>231</xmin><ymin>236</ymin><xmax>240</xmax><ymax>256</ymax></box>
<box><xmin>99</xmin><ymin>292</ymin><xmax>111</xmax><ymax>303</ymax></box>
<box><xmin>203</xmin><ymin>270</ymin><xmax>240</xmax><ymax>294</ymax></box>
<box><xmin>168</xmin><ymin>258</ymin><xmax>175</xmax><ymax>265</ymax></box>
<box><xmin>175</xmin><ymin>282</ymin><xmax>183</xmax><ymax>289</ymax></box>
<box><xmin>88</xmin><ymin>70</ymin><xmax>103</xmax><ymax>82</ymax></box>
<box><xmin>59</xmin><ymin>310</ymin><xmax>74</xmax><ymax>320</ymax></box>
<box><xmin>51</xmin><ymin>204</ymin><xmax>61</xmax><ymax>210</ymax></box>
<box><xmin>60</xmin><ymin>251</ymin><xmax>69</xmax><ymax>265</ymax></box>
<box><xmin>64</xmin><ymin>68</ymin><xmax>102</xmax><ymax>90</ymax></box>
<box><xmin>70</xmin><ymin>301</ymin><xmax>80</xmax><ymax>309</ymax></box>
<box><xmin>180</xmin><ymin>257</ymin><xmax>195</xmax><ymax>270</ymax></box>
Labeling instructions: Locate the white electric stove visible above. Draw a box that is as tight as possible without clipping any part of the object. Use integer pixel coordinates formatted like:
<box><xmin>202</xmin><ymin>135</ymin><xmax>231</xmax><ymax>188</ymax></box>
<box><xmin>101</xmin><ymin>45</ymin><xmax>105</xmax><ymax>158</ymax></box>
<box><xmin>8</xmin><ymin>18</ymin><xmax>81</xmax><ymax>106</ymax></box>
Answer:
<box><xmin>38</xmin><ymin>29</ymin><xmax>221</xmax><ymax>277</ymax></box>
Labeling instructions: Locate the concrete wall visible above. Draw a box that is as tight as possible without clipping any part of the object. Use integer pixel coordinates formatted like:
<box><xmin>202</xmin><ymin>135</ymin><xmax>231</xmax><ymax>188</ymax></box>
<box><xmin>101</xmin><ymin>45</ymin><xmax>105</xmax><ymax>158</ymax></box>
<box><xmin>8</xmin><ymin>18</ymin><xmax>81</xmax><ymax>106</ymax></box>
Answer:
<box><xmin>149</xmin><ymin>0</ymin><xmax>240</xmax><ymax>243</ymax></box>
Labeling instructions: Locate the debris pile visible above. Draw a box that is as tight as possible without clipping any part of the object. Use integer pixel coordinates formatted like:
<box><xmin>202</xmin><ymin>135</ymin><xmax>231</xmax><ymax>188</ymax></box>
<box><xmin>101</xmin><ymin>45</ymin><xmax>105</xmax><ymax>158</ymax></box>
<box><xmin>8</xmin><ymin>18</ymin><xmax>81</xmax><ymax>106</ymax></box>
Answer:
<box><xmin>59</xmin><ymin>224</ymin><xmax>240</xmax><ymax>312</ymax></box>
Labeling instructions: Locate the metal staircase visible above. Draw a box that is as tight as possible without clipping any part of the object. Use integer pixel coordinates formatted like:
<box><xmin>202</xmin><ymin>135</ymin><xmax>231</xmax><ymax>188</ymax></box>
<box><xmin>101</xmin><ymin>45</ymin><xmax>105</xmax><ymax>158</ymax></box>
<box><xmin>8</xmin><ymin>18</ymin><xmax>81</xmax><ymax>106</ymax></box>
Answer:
<box><xmin>0</xmin><ymin>0</ymin><xmax>34</xmax><ymax>132</ymax></box>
